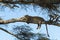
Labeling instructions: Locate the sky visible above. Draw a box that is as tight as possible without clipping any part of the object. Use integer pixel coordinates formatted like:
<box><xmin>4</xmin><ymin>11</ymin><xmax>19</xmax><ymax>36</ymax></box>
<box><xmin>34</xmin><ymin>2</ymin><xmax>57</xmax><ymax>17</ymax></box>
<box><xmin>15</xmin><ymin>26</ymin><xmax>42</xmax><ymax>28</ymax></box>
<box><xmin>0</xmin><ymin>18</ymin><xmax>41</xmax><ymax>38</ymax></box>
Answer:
<box><xmin>0</xmin><ymin>4</ymin><xmax>60</xmax><ymax>40</ymax></box>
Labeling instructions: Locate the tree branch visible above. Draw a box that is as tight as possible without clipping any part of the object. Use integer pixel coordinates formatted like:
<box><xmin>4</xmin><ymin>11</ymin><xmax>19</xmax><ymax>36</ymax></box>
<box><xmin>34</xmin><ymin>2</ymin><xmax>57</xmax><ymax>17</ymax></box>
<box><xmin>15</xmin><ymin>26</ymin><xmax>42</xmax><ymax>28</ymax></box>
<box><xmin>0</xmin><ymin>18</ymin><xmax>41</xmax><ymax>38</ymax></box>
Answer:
<box><xmin>0</xmin><ymin>0</ymin><xmax>60</xmax><ymax>4</ymax></box>
<box><xmin>0</xmin><ymin>15</ymin><xmax>60</xmax><ymax>27</ymax></box>
<box><xmin>0</xmin><ymin>27</ymin><xmax>21</xmax><ymax>39</ymax></box>
<box><xmin>0</xmin><ymin>0</ymin><xmax>59</xmax><ymax>11</ymax></box>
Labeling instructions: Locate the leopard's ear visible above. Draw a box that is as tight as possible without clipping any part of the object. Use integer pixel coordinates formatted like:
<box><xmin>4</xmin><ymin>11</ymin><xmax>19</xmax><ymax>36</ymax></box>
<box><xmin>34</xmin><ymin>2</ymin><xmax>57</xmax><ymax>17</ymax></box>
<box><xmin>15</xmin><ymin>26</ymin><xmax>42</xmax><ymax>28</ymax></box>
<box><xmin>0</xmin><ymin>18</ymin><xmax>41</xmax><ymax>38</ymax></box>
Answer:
<box><xmin>25</xmin><ymin>15</ymin><xmax>29</xmax><ymax>17</ymax></box>
<box><xmin>0</xmin><ymin>17</ymin><xmax>3</xmax><ymax>20</ymax></box>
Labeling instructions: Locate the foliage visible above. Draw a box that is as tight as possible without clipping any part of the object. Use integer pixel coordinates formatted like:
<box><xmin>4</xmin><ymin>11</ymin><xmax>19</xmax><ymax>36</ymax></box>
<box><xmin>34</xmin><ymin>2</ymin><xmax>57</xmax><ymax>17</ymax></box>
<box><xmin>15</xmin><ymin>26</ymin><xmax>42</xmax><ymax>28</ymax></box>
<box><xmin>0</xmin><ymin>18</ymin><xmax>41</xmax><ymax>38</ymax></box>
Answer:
<box><xmin>13</xmin><ymin>25</ymin><xmax>50</xmax><ymax>40</ymax></box>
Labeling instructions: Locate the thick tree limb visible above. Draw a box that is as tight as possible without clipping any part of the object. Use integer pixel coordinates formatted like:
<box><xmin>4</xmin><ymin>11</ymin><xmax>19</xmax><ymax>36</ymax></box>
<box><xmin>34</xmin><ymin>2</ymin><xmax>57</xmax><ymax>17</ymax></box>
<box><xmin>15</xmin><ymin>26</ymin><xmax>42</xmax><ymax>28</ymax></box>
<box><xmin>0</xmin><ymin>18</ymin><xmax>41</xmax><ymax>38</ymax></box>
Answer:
<box><xmin>0</xmin><ymin>15</ymin><xmax>60</xmax><ymax>27</ymax></box>
<box><xmin>0</xmin><ymin>0</ymin><xmax>59</xmax><ymax>11</ymax></box>
<box><xmin>0</xmin><ymin>0</ymin><xmax>60</xmax><ymax>4</ymax></box>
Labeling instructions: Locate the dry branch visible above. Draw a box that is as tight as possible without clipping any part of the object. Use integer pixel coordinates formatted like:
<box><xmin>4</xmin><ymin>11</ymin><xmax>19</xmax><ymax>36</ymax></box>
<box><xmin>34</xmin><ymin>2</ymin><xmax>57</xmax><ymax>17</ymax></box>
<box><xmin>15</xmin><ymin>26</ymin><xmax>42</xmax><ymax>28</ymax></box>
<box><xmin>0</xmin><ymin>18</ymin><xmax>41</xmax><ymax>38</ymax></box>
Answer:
<box><xmin>0</xmin><ymin>15</ymin><xmax>60</xmax><ymax>27</ymax></box>
<box><xmin>0</xmin><ymin>27</ymin><xmax>21</xmax><ymax>39</ymax></box>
